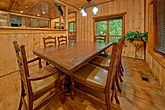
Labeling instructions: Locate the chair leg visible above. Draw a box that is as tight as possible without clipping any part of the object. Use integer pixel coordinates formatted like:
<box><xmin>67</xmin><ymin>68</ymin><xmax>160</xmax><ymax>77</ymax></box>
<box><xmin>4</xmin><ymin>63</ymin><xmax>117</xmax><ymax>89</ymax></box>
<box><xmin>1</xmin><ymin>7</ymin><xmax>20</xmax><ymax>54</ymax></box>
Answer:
<box><xmin>18</xmin><ymin>83</ymin><xmax>23</xmax><ymax>110</ymax></box>
<box><xmin>38</xmin><ymin>57</ymin><xmax>42</xmax><ymax>68</ymax></box>
<box><xmin>105</xmin><ymin>91</ymin><xmax>112</xmax><ymax>110</ymax></box>
<box><xmin>71</xmin><ymin>76</ymin><xmax>75</xmax><ymax>100</ymax></box>
<box><xmin>27</xmin><ymin>98</ymin><xmax>33</xmax><ymax>110</ymax></box>
<box><xmin>46</xmin><ymin>62</ymin><xmax>49</xmax><ymax>66</ymax></box>
<box><xmin>61</xmin><ymin>78</ymin><xmax>65</xmax><ymax>104</ymax></box>
<box><xmin>18</xmin><ymin>97</ymin><xmax>22</xmax><ymax>110</ymax></box>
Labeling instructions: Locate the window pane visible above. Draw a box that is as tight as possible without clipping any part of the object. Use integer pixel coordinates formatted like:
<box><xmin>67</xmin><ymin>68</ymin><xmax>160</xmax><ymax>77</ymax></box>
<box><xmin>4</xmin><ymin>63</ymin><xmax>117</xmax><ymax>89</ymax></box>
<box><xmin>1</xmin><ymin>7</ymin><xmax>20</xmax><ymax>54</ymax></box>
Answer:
<box><xmin>73</xmin><ymin>22</ymin><xmax>76</xmax><ymax>32</ymax></box>
<box><xmin>10</xmin><ymin>15</ymin><xmax>22</xmax><ymax>27</ymax></box>
<box><xmin>96</xmin><ymin>21</ymin><xmax>106</xmax><ymax>35</ymax></box>
<box><xmin>109</xmin><ymin>19</ymin><xmax>122</xmax><ymax>42</ymax></box>
<box><xmin>0</xmin><ymin>14</ymin><xmax>8</xmax><ymax>26</ymax></box>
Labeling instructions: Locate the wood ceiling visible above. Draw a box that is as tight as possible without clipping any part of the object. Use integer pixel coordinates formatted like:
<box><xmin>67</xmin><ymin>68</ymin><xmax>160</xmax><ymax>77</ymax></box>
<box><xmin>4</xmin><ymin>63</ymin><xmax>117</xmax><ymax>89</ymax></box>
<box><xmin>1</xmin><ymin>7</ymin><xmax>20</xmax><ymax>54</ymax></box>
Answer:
<box><xmin>59</xmin><ymin>0</ymin><xmax>115</xmax><ymax>9</ymax></box>
<box><xmin>0</xmin><ymin>0</ymin><xmax>114</xmax><ymax>18</ymax></box>
<box><xmin>0</xmin><ymin>0</ymin><xmax>61</xmax><ymax>18</ymax></box>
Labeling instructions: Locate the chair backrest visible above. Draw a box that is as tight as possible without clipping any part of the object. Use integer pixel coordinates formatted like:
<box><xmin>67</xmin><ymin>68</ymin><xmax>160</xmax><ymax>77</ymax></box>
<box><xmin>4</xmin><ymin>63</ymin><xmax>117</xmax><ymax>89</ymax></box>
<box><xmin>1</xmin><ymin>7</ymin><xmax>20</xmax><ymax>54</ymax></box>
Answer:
<box><xmin>13</xmin><ymin>41</ymin><xmax>32</xmax><ymax>95</ymax></box>
<box><xmin>105</xmin><ymin>36</ymin><xmax>125</xmax><ymax>92</ymax></box>
<box><xmin>68</xmin><ymin>32</ymin><xmax>76</xmax><ymax>43</ymax></box>
<box><xmin>43</xmin><ymin>36</ymin><xmax>56</xmax><ymax>47</ymax></box>
<box><xmin>95</xmin><ymin>34</ymin><xmax>106</xmax><ymax>42</ymax></box>
<box><xmin>58</xmin><ymin>35</ymin><xmax>67</xmax><ymax>45</ymax></box>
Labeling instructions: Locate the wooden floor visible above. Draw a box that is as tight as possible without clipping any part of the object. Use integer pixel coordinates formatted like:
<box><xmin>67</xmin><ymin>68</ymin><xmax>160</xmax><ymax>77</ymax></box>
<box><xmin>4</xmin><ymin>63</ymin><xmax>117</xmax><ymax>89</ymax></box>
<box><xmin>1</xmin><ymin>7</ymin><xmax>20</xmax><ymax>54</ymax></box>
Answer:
<box><xmin>0</xmin><ymin>57</ymin><xmax>165</xmax><ymax>110</ymax></box>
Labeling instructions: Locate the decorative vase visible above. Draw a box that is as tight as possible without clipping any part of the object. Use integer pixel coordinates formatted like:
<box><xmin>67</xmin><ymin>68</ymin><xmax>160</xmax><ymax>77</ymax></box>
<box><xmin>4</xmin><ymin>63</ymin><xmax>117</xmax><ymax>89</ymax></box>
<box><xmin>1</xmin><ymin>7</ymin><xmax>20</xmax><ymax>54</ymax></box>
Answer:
<box><xmin>132</xmin><ymin>38</ymin><xmax>144</xmax><ymax>50</ymax></box>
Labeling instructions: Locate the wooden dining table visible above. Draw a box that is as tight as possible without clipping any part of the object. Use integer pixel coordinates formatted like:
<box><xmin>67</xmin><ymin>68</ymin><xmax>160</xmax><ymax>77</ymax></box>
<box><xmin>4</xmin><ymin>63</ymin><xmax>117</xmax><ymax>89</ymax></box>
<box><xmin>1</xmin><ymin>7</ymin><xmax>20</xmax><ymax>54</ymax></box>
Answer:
<box><xmin>33</xmin><ymin>41</ymin><xmax>113</xmax><ymax>75</ymax></box>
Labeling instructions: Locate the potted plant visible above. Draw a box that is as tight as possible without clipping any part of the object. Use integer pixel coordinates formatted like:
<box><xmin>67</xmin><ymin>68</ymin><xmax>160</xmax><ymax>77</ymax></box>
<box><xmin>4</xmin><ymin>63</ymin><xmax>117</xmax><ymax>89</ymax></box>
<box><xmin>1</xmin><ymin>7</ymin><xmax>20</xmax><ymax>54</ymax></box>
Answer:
<box><xmin>125</xmin><ymin>31</ymin><xmax>148</xmax><ymax>50</ymax></box>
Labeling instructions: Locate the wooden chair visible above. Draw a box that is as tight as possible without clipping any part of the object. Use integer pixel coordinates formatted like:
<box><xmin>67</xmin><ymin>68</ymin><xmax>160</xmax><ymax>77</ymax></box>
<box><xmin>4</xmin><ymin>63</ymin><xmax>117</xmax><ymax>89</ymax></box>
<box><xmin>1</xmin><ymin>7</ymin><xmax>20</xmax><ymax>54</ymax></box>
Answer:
<box><xmin>43</xmin><ymin>36</ymin><xmax>56</xmax><ymax>65</ymax></box>
<box><xmin>89</xmin><ymin>36</ymin><xmax>125</xmax><ymax>92</ymax></box>
<box><xmin>71</xmin><ymin>42</ymin><xmax>122</xmax><ymax>110</ymax></box>
<box><xmin>13</xmin><ymin>41</ymin><xmax>65</xmax><ymax>110</ymax></box>
<box><xmin>58</xmin><ymin>35</ymin><xmax>67</xmax><ymax>45</ymax></box>
<box><xmin>95</xmin><ymin>34</ymin><xmax>106</xmax><ymax>42</ymax></box>
<box><xmin>68</xmin><ymin>32</ymin><xmax>76</xmax><ymax>43</ymax></box>
<box><xmin>43</xmin><ymin>36</ymin><xmax>56</xmax><ymax>48</ymax></box>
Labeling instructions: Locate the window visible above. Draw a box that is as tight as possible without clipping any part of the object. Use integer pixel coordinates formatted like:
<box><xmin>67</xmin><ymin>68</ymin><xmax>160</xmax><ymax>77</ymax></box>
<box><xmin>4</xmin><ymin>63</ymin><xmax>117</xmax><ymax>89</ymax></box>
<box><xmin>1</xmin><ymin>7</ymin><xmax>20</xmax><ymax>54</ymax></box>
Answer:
<box><xmin>96</xmin><ymin>21</ymin><xmax>106</xmax><ymax>35</ymax></box>
<box><xmin>94</xmin><ymin>13</ymin><xmax>125</xmax><ymax>43</ymax></box>
<box><xmin>154</xmin><ymin>0</ymin><xmax>165</xmax><ymax>54</ymax></box>
<box><xmin>109</xmin><ymin>19</ymin><xmax>122</xmax><ymax>42</ymax></box>
<box><xmin>0</xmin><ymin>14</ymin><xmax>8</xmax><ymax>26</ymax></box>
<box><xmin>69</xmin><ymin>22</ymin><xmax>76</xmax><ymax>32</ymax></box>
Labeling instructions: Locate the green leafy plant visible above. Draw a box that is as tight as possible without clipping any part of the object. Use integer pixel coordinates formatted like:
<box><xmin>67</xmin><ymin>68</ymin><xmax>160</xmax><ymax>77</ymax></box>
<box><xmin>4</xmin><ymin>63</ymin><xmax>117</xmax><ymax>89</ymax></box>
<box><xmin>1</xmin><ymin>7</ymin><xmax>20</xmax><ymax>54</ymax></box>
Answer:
<box><xmin>125</xmin><ymin>31</ymin><xmax>148</xmax><ymax>43</ymax></box>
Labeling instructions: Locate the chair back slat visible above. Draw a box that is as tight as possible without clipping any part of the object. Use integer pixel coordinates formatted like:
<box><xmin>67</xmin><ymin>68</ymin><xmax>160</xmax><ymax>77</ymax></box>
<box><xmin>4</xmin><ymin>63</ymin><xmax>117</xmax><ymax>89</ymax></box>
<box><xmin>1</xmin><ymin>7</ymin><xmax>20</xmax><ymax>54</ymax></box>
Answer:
<box><xmin>95</xmin><ymin>34</ymin><xmax>106</xmax><ymax>42</ymax></box>
<box><xmin>13</xmin><ymin>41</ymin><xmax>32</xmax><ymax>95</ymax></box>
<box><xmin>58</xmin><ymin>35</ymin><xmax>67</xmax><ymax>45</ymax></box>
<box><xmin>105</xmin><ymin>36</ymin><xmax>125</xmax><ymax>91</ymax></box>
<box><xmin>43</xmin><ymin>36</ymin><xmax>56</xmax><ymax>48</ymax></box>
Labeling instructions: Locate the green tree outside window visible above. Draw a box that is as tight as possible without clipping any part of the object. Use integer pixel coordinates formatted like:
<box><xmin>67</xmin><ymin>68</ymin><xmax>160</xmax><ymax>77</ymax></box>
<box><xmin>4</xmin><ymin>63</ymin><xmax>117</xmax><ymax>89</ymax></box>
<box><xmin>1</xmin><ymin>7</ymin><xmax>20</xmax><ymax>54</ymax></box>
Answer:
<box><xmin>69</xmin><ymin>22</ymin><xmax>76</xmax><ymax>32</ymax></box>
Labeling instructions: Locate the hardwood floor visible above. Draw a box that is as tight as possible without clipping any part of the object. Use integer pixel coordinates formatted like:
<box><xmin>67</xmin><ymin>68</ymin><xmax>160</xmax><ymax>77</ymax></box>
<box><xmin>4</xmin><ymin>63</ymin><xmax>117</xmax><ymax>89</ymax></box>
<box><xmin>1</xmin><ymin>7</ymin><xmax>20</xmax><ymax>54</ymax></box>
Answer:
<box><xmin>0</xmin><ymin>57</ymin><xmax>165</xmax><ymax>110</ymax></box>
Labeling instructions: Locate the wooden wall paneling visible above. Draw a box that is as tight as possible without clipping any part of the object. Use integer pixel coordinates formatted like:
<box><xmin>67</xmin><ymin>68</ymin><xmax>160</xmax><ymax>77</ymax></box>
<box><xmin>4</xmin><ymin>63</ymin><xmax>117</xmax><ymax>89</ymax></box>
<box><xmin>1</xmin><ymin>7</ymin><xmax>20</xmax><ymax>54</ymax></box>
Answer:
<box><xmin>76</xmin><ymin>13</ymin><xmax>80</xmax><ymax>41</ymax></box>
<box><xmin>102</xmin><ymin>3</ymin><xmax>106</xmax><ymax>16</ymax></box>
<box><xmin>134</xmin><ymin>0</ymin><xmax>141</xmax><ymax>31</ymax></box>
<box><xmin>141</xmin><ymin>0</ymin><xmax>145</xmax><ymax>32</ymax></box>
<box><xmin>82</xmin><ymin>16</ymin><xmax>85</xmax><ymax>41</ymax></box>
<box><xmin>107</xmin><ymin>1</ymin><xmax>112</xmax><ymax>14</ymax></box>
<box><xmin>119</xmin><ymin>0</ymin><xmax>124</xmax><ymax>12</ymax></box>
<box><xmin>93</xmin><ymin>18</ymin><xmax>96</xmax><ymax>41</ymax></box>
<box><xmin>116</xmin><ymin>0</ymin><xmax>120</xmax><ymax>12</ymax></box>
<box><xmin>87</xmin><ymin>8</ymin><xmax>92</xmax><ymax>41</ymax></box>
<box><xmin>80</xmin><ymin>13</ymin><xmax>83</xmax><ymax>41</ymax></box>
<box><xmin>84</xmin><ymin>9</ymin><xmax>88</xmax><ymax>41</ymax></box>
<box><xmin>97</xmin><ymin>5</ymin><xmax>101</xmax><ymax>16</ymax></box>
<box><xmin>110</xmin><ymin>1</ymin><xmax>115</xmax><ymax>14</ymax></box>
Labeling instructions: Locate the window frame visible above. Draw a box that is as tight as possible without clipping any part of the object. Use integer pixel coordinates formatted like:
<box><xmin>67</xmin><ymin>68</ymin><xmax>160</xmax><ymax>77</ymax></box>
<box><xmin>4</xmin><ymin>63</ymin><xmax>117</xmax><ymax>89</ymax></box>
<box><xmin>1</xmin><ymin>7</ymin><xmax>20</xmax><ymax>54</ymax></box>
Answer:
<box><xmin>148</xmin><ymin>0</ymin><xmax>165</xmax><ymax>57</ymax></box>
<box><xmin>148</xmin><ymin>0</ymin><xmax>165</xmax><ymax>69</ymax></box>
<box><xmin>93</xmin><ymin>12</ymin><xmax>126</xmax><ymax>42</ymax></box>
<box><xmin>69</xmin><ymin>21</ymin><xmax>76</xmax><ymax>32</ymax></box>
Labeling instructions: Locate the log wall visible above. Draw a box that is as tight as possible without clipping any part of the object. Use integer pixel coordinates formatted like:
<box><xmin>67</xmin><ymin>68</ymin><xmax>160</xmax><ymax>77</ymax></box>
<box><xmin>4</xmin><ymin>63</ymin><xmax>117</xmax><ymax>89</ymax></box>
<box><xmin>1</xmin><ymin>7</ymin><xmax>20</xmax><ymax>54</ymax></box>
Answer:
<box><xmin>0</xmin><ymin>28</ymin><xmax>67</xmax><ymax>77</ymax></box>
<box><xmin>76</xmin><ymin>0</ymin><xmax>145</xmax><ymax>59</ymax></box>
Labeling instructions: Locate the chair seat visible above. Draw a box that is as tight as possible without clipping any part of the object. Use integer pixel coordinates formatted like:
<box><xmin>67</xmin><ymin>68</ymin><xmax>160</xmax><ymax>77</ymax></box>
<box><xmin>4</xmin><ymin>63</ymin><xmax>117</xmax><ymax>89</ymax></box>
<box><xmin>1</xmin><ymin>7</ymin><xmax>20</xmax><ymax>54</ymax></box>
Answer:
<box><xmin>89</xmin><ymin>56</ymin><xmax>111</xmax><ymax>70</ymax></box>
<box><xmin>73</xmin><ymin>64</ymin><xmax>108</xmax><ymax>89</ymax></box>
<box><xmin>99</xmin><ymin>51</ymin><xmax>112</xmax><ymax>58</ymax></box>
<box><xmin>30</xmin><ymin>65</ymin><xmax>65</xmax><ymax>96</ymax></box>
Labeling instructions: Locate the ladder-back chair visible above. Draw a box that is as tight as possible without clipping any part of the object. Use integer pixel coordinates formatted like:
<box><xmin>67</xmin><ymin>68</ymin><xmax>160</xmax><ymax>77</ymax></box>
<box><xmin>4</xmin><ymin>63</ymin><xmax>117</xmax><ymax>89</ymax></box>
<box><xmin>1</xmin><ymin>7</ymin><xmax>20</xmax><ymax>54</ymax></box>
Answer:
<box><xmin>13</xmin><ymin>41</ymin><xmax>65</xmax><ymax>110</ymax></box>
<box><xmin>71</xmin><ymin>42</ymin><xmax>122</xmax><ymax>110</ymax></box>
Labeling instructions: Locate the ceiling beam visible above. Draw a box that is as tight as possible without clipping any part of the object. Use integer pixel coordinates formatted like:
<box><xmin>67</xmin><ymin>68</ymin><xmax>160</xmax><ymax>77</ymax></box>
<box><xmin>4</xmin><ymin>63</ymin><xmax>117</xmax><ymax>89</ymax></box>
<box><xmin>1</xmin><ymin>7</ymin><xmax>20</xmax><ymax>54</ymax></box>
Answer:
<box><xmin>8</xmin><ymin>0</ymin><xmax>14</xmax><ymax>10</ymax></box>
<box><xmin>96</xmin><ymin>0</ymin><xmax>116</xmax><ymax>6</ymax></box>
<box><xmin>51</xmin><ymin>0</ymin><xmax>79</xmax><ymax>11</ymax></box>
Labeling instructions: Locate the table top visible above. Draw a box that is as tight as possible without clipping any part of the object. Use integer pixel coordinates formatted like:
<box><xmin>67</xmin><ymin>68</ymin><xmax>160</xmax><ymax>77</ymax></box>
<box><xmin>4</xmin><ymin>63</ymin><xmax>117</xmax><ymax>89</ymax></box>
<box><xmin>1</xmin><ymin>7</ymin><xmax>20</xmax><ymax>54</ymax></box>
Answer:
<box><xmin>33</xmin><ymin>41</ymin><xmax>112</xmax><ymax>74</ymax></box>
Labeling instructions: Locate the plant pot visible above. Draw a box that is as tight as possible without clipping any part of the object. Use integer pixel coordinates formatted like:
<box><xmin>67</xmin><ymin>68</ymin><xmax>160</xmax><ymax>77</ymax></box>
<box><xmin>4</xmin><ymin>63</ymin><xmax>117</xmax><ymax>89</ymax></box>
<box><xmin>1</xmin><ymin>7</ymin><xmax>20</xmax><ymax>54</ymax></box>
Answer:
<box><xmin>132</xmin><ymin>38</ymin><xmax>144</xmax><ymax>50</ymax></box>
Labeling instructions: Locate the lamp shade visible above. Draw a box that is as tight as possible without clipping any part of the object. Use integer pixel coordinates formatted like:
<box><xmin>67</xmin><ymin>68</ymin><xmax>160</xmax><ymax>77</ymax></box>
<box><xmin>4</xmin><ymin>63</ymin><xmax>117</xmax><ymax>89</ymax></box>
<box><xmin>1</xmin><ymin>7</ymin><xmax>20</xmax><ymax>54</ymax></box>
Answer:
<box><xmin>82</xmin><ymin>11</ymin><xmax>87</xmax><ymax>16</ymax></box>
<box><xmin>92</xmin><ymin>6</ymin><xmax>98</xmax><ymax>14</ymax></box>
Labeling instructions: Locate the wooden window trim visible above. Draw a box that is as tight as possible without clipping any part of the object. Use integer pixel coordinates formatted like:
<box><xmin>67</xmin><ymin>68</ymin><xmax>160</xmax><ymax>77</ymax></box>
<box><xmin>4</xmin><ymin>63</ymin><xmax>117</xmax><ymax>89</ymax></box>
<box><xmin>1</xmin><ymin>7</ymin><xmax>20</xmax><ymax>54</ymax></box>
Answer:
<box><xmin>148</xmin><ymin>0</ymin><xmax>165</xmax><ymax>68</ymax></box>
<box><xmin>93</xmin><ymin>12</ymin><xmax>126</xmax><ymax>41</ymax></box>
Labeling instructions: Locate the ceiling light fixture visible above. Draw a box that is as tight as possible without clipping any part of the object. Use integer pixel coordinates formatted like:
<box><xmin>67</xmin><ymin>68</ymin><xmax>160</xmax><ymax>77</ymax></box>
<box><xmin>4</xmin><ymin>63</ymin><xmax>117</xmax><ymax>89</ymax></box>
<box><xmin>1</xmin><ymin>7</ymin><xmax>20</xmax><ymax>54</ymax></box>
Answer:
<box><xmin>37</xmin><ymin>14</ymin><xmax>40</xmax><ymax>16</ymax></box>
<box><xmin>42</xmin><ymin>11</ymin><xmax>45</xmax><ymax>14</ymax></box>
<box><xmin>20</xmin><ymin>11</ymin><xmax>23</xmax><ymax>13</ymax></box>
<box><xmin>80</xmin><ymin>0</ymin><xmax>98</xmax><ymax>16</ymax></box>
